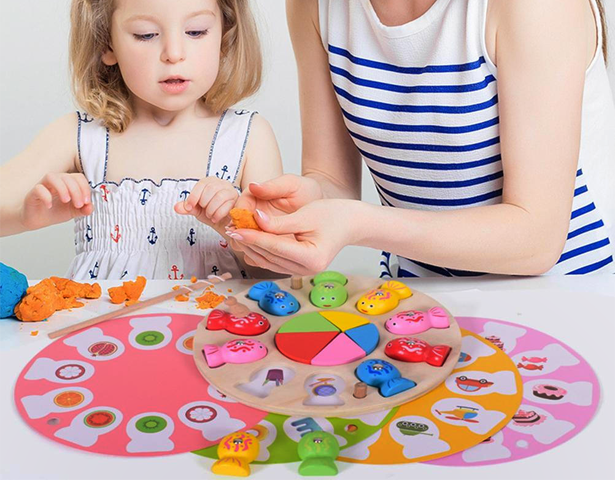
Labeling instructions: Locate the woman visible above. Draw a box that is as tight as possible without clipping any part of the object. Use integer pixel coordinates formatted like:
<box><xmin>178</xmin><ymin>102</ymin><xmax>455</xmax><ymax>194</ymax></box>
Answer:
<box><xmin>226</xmin><ymin>0</ymin><xmax>615</xmax><ymax>277</ymax></box>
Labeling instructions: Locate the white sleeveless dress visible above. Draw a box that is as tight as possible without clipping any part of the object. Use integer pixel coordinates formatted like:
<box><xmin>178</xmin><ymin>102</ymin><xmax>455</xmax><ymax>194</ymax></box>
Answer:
<box><xmin>319</xmin><ymin>0</ymin><xmax>615</xmax><ymax>277</ymax></box>
<box><xmin>67</xmin><ymin>109</ymin><xmax>257</xmax><ymax>281</ymax></box>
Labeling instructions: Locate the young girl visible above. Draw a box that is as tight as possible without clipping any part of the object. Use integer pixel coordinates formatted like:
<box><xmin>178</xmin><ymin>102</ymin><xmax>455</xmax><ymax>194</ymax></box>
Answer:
<box><xmin>0</xmin><ymin>0</ymin><xmax>282</xmax><ymax>280</ymax></box>
<box><xmin>228</xmin><ymin>0</ymin><xmax>615</xmax><ymax>277</ymax></box>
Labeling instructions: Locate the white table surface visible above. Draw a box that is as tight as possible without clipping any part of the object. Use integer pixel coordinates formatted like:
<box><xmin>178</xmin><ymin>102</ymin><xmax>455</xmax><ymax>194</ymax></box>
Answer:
<box><xmin>1</xmin><ymin>275</ymin><xmax>614</xmax><ymax>480</ymax></box>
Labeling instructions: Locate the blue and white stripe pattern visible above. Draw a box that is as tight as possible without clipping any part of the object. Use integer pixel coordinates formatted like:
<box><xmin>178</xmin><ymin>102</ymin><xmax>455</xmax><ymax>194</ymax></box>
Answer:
<box><xmin>321</xmin><ymin>0</ymin><xmax>613</xmax><ymax>276</ymax></box>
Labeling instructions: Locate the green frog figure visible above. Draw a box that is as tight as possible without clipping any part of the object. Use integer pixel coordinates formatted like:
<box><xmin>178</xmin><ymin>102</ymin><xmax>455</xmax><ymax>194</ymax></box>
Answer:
<box><xmin>309</xmin><ymin>271</ymin><xmax>348</xmax><ymax>309</ymax></box>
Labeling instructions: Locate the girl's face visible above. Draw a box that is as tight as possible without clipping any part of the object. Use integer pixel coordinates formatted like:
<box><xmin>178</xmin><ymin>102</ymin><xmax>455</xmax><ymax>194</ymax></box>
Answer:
<box><xmin>103</xmin><ymin>0</ymin><xmax>223</xmax><ymax>114</ymax></box>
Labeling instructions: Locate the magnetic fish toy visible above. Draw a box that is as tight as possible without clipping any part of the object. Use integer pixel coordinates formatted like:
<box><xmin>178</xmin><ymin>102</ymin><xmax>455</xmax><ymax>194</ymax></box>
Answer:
<box><xmin>355</xmin><ymin>359</ymin><xmax>416</xmax><ymax>397</ymax></box>
<box><xmin>385</xmin><ymin>306</ymin><xmax>450</xmax><ymax>335</ymax></box>
<box><xmin>203</xmin><ymin>339</ymin><xmax>268</xmax><ymax>368</ymax></box>
<box><xmin>247</xmin><ymin>281</ymin><xmax>300</xmax><ymax>316</ymax></box>
<box><xmin>212</xmin><ymin>431</ymin><xmax>259</xmax><ymax>477</ymax></box>
<box><xmin>384</xmin><ymin>337</ymin><xmax>451</xmax><ymax>367</ymax></box>
<box><xmin>309</xmin><ymin>271</ymin><xmax>348</xmax><ymax>309</ymax></box>
<box><xmin>206</xmin><ymin>309</ymin><xmax>270</xmax><ymax>336</ymax></box>
<box><xmin>297</xmin><ymin>431</ymin><xmax>340</xmax><ymax>476</ymax></box>
<box><xmin>356</xmin><ymin>281</ymin><xmax>412</xmax><ymax>315</ymax></box>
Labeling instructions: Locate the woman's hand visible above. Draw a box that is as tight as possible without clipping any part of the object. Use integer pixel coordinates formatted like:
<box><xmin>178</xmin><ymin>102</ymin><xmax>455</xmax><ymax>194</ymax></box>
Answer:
<box><xmin>226</xmin><ymin>198</ymin><xmax>360</xmax><ymax>275</ymax></box>
<box><xmin>21</xmin><ymin>173</ymin><xmax>93</xmax><ymax>231</ymax></box>
<box><xmin>235</xmin><ymin>174</ymin><xmax>324</xmax><ymax>216</ymax></box>
<box><xmin>174</xmin><ymin>177</ymin><xmax>239</xmax><ymax>229</ymax></box>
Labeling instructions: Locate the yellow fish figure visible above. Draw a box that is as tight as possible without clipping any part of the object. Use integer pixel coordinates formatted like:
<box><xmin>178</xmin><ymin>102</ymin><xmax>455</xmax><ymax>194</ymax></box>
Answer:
<box><xmin>356</xmin><ymin>281</ymin><xmax>413</xmax><ymax>316</ymax></box>
<box><xmin>212</xmin><ymin>431</ymin><xmax>260</xmax><ymax>477</ymax></box>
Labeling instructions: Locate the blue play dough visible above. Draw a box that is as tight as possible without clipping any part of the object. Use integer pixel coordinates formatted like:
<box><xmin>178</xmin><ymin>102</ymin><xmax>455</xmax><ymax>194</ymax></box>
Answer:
<box><xmin>0</xmin><ymin>263</ymin><xmax>29</xmax><ymax>318</ymax></box>
<box><xmin>247</xmin><ymin>281</ymin><xmax>300</xmax><ymax>316</ymax></box>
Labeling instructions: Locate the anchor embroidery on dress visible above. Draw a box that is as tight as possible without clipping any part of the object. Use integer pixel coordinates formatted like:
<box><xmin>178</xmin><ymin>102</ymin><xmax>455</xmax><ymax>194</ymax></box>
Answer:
<box><xmin>100</xmin><ymin>185</ymin><xmax>109</xmax><ymax>202</ymax></box>
<box><xmin>77</xmin><ymin>112</ymin><xmax>94</xmax><ymax>123</ymax></box>
<box><xmin>215</xmin><ymin>165</ymin><xmax>231</xmax><ymax>181</ymax></box>
<box><xmin>240</xmin><ymin>270</ymin><xmax>247</xmax><ymax>279</ymax></box>
<box><xmin>89</xmin><ymin>262</ymin><xmax>99</xmax><ymax>279</ymax></box>
<box><xmin>187</xmin><ymin>228</ymin><xmax>196</xmax><ymax>246</ymax></box>
<box><xmin>147</xmin><ymin>227</ymin><xmax>158</xmax><ymax>245</ymax></box>
<box><xmin>211</xmin><ymin>265</ymin><xmax>220</xmax><ymax>276</ymax></box>
<box><xmin>139</xmin><ymin>188</ymin><xmax>151</xmax><ymax>205</ymax></box>
<box><xmin>121</xmin><ymin>270</ymin><xmax>128</xmax><ymax>279</ymax></box>
<box><xmin>179</xmin><ymin>190</ymin><xmax>190</xmax><ymax>201</ymax></box>
<box><xmin>168</xmin><ymin>264</ymin><xmax>184</xmax><ymax>280</ymax></box>
<box><xmin>85</xmin><ymin>225</ymin><xmax>93</xmax><ymax>243</ymax></box>
<box><xmin>110</xmin><ymin>225</ymin><xmax>121</xmax><ymax>243</ymax></box>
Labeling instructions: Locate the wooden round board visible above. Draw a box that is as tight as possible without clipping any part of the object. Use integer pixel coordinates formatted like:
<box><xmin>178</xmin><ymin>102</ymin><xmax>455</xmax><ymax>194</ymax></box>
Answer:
<box><xmin>193</xmin><ymin>275</ymin><xmax>462</xmax><ymax>417</ymax></box>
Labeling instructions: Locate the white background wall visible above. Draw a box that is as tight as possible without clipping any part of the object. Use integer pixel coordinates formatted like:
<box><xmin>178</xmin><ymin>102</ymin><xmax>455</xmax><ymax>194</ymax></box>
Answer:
<box><xmin>1</xmin><ymin>0</ymin><xmax>614</xmax><ymax>278</ymax></box>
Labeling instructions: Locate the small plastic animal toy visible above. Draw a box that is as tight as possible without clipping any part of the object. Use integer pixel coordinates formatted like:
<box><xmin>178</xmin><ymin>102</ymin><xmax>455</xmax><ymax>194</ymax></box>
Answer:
<box><xmin>212</xmin><ymin>431</ymin><xmax>259</xmax><ymax>476</ymax></box>
<box><xmin>384</xmin><ymin>337</ymin><xmax>451</xmax><ymax>367</ymax></box>
<box><xmin>385</xmin><ymin>306</ymin><xmax>450</xmax><ymax>335</ymax></box>
<box><xmin>355</xmin><ymin>359</ymin><xmax>416</xmax><ymax>397</ymax></box>
<box><xmin>247</xmin><ymin>281</ymin><xmax>300</xmax><ymax>316</ymax></box>
<box><xmin>309</xmin><ymin>271</ymin><xmax>348</xmax><ymax>309</ymax></box>
<box><xmin>297</xmin><ymin>431</ymin><xmax>340</xmax><ymax>476</ymax></box>
<box><xmin>206</xmin><ymin>309</ymin><xmax>270</xmax><ymax>336</ymax></box>
<box><xmin>356</xmin><ymin>281</ymin><xmax>412</xmax><ymax>315</ymax></box>
<box><xmin>203</xmin><ymin>339</ymin><xmax>268</xmax><ymax>368</ymax></box>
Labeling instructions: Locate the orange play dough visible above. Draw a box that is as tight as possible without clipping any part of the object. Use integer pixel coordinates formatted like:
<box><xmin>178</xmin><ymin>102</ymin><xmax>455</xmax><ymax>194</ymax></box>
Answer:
<box><xmin>196</xmin><ymin>290</ymin><xmax>226</xmax><ymax>310</ymax></box>
<box><xmin>229</xmin><ymin>208</ymin><xmax>261</xmax><ymax>230</ymax></box>
<box><xmin>107</xmin><ymin>276</ymin><xmax>147</xmax><ymax>306</ymax></box>
<box><xmin>14</xmin><ymin>277</ymin><xmax>102</xmax><ymax>322</ymax></box>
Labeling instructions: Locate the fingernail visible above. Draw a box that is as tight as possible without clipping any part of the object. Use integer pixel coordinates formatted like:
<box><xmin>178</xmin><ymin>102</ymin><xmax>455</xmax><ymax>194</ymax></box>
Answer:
<box><xmin>249</xmin><ymin>182</ymin><xmax>261</xmax><ymax>187</ymax></box>
<box><xmin>85</xmin><ymin>197</ymin><xmax>90</xmax><ymax>204</ymax></box>
<box><xmin>226</xmin><ymin>232</ymin><xmax>244</xmax><ymax>241</ymax></box>
<box><xmin>185</xmin><ymin>203</ymin><xmax>192</xmax><ymax>211</ymax></box>
<box><xmin>256</xmin><ymin>209</ymin><xmax>269</xmax><ymax>221</ymax></box>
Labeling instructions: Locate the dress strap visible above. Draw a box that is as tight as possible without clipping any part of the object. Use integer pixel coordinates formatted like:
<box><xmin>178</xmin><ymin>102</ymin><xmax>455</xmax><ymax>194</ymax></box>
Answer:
<box><xmin>206</xmin><ymin>109</ymin><xmax>258</xmax><ymax>187</ymax></box>
<box><xmin>76</xmin><ymin>111</ymin><xmax>108</xmax><ymax>186</ymax></box>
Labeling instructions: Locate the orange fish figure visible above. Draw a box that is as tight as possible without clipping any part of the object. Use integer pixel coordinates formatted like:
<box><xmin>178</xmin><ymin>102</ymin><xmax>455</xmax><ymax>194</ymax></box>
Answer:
<box><xmin>212</xmin><ymin>432</ymin><xmax>259</xmax><ymax>477</ymax></box>
<box><xmin>356</xmin><ymin>281</ymin><xmax>413</xmax><ymax>315</ymax></box>
<box><xmin>206</xmin><ymin>309</ymin><xmax>270</xmax><ymax>336</ymax></box>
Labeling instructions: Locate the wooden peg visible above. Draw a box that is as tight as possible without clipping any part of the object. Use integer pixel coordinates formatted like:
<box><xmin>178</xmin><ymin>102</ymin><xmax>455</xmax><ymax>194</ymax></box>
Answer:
<box><xmin>290</xmin><ymin>276</ymin><xmax>303</xmax><ymax>290</ymax></box>
<box><xmin>353</xmin><ymin>382</ymin><xmax>368</xmax><ymax>399</ymax></box>
<box><xmin>224</xmin><ymin>296</ymin><xmax>251</xmax><ymax>317</ymax></box>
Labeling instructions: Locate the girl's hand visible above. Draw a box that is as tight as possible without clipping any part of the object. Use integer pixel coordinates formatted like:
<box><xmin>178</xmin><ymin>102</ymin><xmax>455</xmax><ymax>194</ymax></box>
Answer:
<box><xmin>174</xmin><ymin>177</ymin><xmax>239</xmax><ymax>229</ymax></box>
<box><xmin>226</xmin><ymin>199</ymin><xmax>358</xmax><ymax>276</ymax></box>
<box><xmin>21</xmin><ymin>173</ymin><xmax>93</xmax><ymax>231</ymax></box>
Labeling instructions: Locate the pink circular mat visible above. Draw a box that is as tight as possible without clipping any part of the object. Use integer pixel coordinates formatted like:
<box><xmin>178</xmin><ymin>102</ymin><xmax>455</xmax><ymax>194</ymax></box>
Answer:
<box><xmin>427</xmin><ymin>316</ymin><xmax>600</xmax><ymax>466</ymax></box>
<box><xmin>14</xmin><ymin>313</ymin><xmax>267</xmax><ymax>456</ymax></box>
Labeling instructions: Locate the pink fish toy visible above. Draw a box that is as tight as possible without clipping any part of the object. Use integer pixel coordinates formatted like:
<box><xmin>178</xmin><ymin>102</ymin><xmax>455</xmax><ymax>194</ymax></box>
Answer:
<box><xmin>385</xmin><ymin>307</ymin><xmax>450</xmax><ymax>335</ymax></box>
<box><xmin>206</xmin><ymin>309</ymin><xmax>271</xmax><ymax>336</ymax></box>
<box><xmin>203</xmin><ymin>339</ymin><xmax>268</xmax><ymax>368</ymax></box>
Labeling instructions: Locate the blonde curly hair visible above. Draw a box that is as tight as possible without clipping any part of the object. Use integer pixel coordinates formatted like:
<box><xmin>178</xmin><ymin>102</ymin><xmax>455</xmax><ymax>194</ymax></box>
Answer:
<box><xmin>69</xmin><ymin>0</ymin><xmax>262</xmax><ymax>133</ymax></box>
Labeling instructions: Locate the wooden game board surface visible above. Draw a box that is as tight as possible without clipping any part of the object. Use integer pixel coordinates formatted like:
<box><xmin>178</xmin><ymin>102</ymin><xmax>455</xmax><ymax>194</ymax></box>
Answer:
<box><xmin>193</xmin><ymin>276</ymin><xmax>462</xmax><ymax>417</ymax></box>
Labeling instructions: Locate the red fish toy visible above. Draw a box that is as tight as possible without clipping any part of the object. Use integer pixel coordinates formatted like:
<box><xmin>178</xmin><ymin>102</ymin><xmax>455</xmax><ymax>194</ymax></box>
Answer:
<box><xmin>206</xmin><ymin>309</ymin><xmax>270</xmax><ymax>336</ymax></box>
<box><xmin>384</xmin><ymin>337</ymin><xmax>451</xmax><ymax>367</ymax></box>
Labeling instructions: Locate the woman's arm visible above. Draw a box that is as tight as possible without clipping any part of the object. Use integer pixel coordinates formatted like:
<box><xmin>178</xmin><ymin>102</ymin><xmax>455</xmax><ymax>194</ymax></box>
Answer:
<box><xmin>286</xmin><ymin>0</ymin><xmax>363</xmax><ymax>201</ymax></box>
<box><xmin>232</xmin><ymin>0</ymin><xmax>592</xmax><ymax>276</ymax></box>
<box><xmin>0</xmin><ymin>113</ymin><xmax>90</xmax><ymax>236</ymax></box>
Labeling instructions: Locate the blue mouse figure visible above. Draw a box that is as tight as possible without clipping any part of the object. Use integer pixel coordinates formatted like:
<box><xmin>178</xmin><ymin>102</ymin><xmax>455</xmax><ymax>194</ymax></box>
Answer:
<box><xmin>247</xmin><ymin>281</ymin><xmax>301</xmax><ymax>316</ymax></box>
<box><xmin>355</xmin><ymin>359</ymin><xmax>416</xmax><ymax>397</ymax></box>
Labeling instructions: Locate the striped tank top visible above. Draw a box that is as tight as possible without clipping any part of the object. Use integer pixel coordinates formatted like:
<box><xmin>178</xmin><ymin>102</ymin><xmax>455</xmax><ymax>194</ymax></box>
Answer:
<box><xmin>318</xmin><ymin>0</ymin><xmax>615</xmax><ymax>277</ymax></box>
